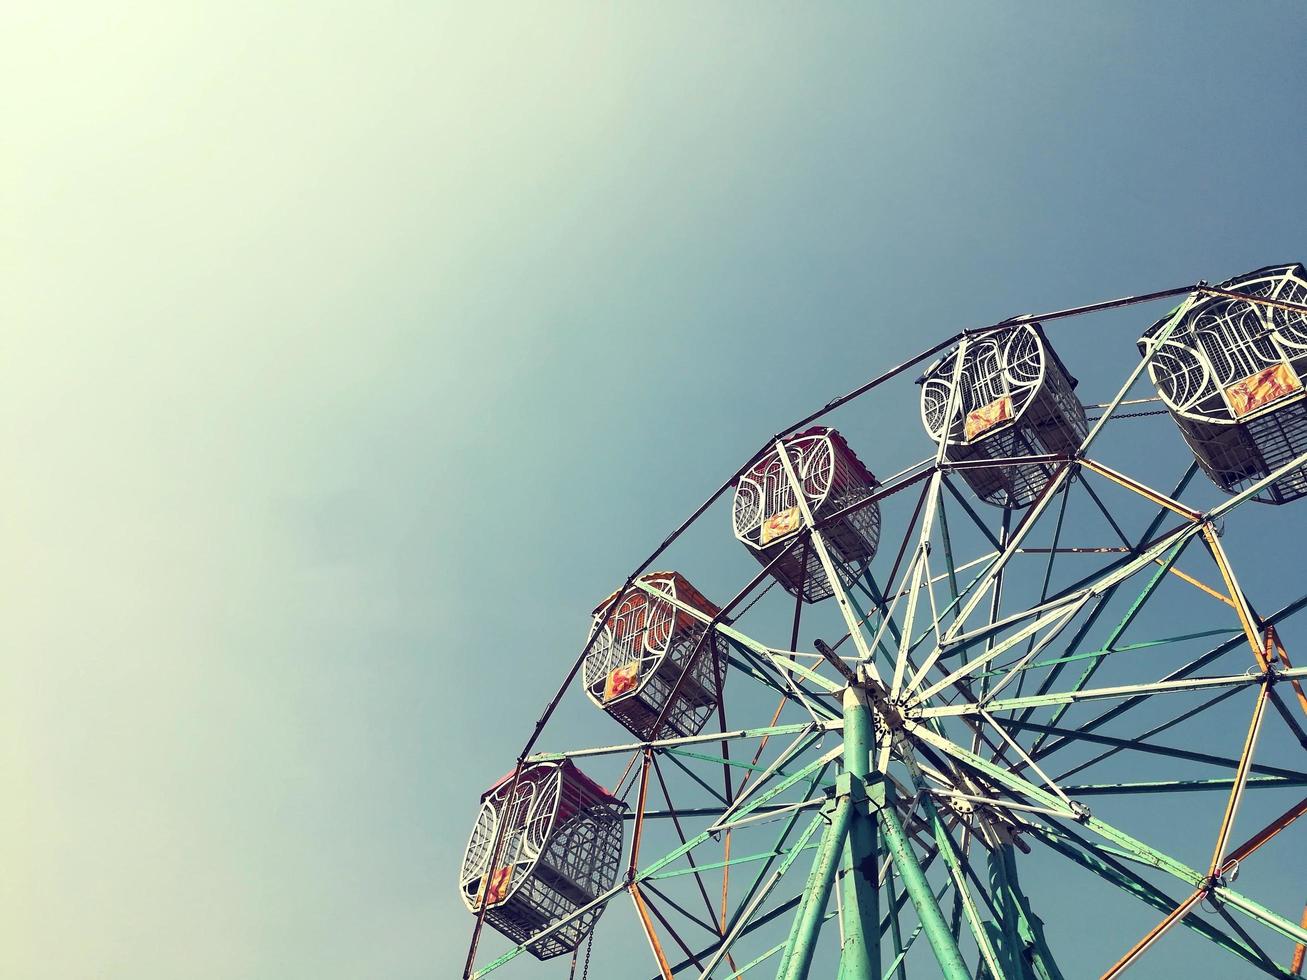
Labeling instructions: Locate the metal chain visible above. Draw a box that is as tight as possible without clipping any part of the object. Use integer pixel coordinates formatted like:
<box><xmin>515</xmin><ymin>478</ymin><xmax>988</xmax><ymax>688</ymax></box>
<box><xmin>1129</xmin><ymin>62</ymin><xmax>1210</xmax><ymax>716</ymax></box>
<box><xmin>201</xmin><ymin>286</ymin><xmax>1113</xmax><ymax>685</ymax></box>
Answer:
<box><xmin>580</xmin><ymin>929</ymin><xmax>594</xmax><ymax>980</ymax></box>
<box><xmin>566</xmin><ymin>925</ymin><xmax>595</xmax><ymax>979</ymax></box>
<box><xmin>1084</xmin><ymin>408</ymin><xmax>1170</xmax><ymax>421</ymax></box>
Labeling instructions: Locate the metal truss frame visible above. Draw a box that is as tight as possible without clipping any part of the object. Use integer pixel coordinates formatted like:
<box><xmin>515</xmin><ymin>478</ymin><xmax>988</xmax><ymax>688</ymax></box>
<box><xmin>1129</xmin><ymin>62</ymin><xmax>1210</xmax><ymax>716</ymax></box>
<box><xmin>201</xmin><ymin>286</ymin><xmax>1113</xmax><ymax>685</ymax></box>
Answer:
<box><xmin>462</xmin><ymin>279</ymin><xmax>1307</xmax><ymax>980</ymax></box>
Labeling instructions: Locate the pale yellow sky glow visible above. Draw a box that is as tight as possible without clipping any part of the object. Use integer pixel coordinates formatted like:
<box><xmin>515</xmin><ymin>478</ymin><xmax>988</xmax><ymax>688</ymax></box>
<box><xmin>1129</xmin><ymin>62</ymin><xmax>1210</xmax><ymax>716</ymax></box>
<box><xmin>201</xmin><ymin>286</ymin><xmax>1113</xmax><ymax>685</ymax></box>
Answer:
<box><xmin>7</xmin><ymin>4</ymin><xmax>1307</xmax><ymax>979</ymax></box>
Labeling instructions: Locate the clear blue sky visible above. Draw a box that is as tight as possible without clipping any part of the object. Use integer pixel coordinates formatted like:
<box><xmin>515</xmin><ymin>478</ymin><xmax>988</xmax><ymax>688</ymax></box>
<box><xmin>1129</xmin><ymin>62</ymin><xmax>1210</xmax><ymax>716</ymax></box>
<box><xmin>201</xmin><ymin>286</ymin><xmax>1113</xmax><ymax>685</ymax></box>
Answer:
<box><xmin>6</xmin><ymin>3</ymin><xmax>1306</xmax><ymax>978</ymax></box>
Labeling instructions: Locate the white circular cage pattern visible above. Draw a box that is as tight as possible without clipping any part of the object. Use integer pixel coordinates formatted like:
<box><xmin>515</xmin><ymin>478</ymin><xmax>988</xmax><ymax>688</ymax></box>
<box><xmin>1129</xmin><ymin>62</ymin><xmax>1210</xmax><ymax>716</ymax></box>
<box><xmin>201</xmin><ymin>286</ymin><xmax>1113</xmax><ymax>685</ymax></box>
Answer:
<box><xmin>581</xmin><ymin>572</ymin><xmax>726</xmax><ymax>741</ymax></box>
<box><xmin>1141</xmin><ymin>264</ymin><xmax>1307</xmax><ymax>503</ymax></box>
<box><xmin>918</xmin><ymin>321</ymin><xmax>1087</xmax><ymax>509</ymax></box>
<box><xmin>459</xmin><ymin>761</ymin><xmax>625</xmax><ymax>960</ymax></box>
<box><xmin>920</xmin><ymin>323</ymin><xmax>1045</xmax><ymax>446</ymax></box>
<box><xmin>731</xmin><ymin>427</ymin><xmax>881</xmax><ymax>603</ymax></box>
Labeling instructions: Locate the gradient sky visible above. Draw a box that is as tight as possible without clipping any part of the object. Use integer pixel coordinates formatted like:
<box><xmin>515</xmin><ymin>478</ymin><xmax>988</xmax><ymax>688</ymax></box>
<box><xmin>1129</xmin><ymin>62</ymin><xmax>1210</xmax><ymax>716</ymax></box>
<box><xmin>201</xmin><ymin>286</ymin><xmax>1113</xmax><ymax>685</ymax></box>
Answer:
<box><xmin>7</xmin><ymin>4</ymin><xmax>1307</xmax><ymax>979</ymax></box>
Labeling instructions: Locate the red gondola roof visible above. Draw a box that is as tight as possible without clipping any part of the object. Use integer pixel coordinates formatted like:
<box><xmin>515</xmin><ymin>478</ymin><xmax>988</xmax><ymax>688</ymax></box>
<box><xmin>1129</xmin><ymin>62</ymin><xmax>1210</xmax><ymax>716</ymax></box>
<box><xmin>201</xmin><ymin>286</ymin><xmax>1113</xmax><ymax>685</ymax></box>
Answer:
<box><xmin>592</xmin><ymin>571</ymin><xmax>721</xmax><ymax>619</ymax></box>
<box><xmin>481</xmin><ymin>759</ymin><xmax>619</xmax><ymax>805</ymax></box>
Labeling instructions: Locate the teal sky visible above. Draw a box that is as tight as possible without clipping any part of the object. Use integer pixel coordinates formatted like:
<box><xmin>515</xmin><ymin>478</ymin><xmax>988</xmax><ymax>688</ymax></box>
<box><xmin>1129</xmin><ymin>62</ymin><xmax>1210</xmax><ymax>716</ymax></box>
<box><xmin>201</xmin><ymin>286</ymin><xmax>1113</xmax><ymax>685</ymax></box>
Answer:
<box><xmin>7</xmin><ymin>4</ymin><xmax>1307</xmax><ymax>979</ymax></box>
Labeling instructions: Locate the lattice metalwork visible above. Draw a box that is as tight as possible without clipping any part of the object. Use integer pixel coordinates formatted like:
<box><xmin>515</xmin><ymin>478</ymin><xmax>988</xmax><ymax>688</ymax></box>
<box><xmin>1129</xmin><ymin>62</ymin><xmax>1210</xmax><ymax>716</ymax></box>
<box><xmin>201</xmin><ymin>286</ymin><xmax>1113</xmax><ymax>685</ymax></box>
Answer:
<box><xmin>462</xmin><ymin>272</ymin><xmax>1307</xmax><ymax>980</ymax></box>
<box><xmin>1142</xmin><ymin>264</ymin><xmax>1307</xmax><ymax>503</ymax></box>
<box><xmin>459</xmin><ymin>762</ymin><xmax>625</xmax><ymax>960</ymax></box>
<box><xmin>919</xmin><ymin>319</ymin><xmax>1087</xmax><ymax>508</ymax></box>
<box><xmin>581</xmin><ymin>572</ymin><xmax>726</xmax><ymax>740</ymax></box>
<box><xmin>732</xmin><ymin>427</ymin><xmax>881</xmax><ymax>602</ymax></box>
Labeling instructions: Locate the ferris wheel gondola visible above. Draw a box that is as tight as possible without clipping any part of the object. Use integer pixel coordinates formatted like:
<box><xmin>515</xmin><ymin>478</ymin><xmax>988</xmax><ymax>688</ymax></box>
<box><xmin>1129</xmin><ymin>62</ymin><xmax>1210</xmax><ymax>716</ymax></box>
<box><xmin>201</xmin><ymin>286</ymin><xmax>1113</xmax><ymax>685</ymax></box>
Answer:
<box><xmin>460</xmin><ymin>269</ymin><xmax>1307</xmax><ymax>980</ymax></box>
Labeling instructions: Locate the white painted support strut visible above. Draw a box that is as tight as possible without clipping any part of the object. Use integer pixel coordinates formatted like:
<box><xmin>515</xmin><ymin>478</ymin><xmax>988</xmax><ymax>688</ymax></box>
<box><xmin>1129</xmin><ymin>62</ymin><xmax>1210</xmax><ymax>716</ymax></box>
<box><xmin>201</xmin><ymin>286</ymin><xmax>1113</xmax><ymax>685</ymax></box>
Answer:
<box><xmin>921</xmin><ymin>667</ymin><xmax>1307</xmax><ymax>718</ymax></box>
<box><xmin>630</xmin><ymin>577</ymin><xmax>845</xmax><ymax>696</ymax></box>
<box><xmin>774</xmin><ymin>440</ymin><xmax>884</xmax><ymax>685</ymax></box>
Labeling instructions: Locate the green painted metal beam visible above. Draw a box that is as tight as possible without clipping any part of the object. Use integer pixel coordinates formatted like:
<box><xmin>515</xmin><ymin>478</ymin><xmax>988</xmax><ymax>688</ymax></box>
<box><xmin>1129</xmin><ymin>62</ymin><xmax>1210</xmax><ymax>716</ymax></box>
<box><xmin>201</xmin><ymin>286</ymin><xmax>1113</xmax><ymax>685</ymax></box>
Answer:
<box><xmin>924</xmin><ymin>667</ymin><xmax>1301</xmax><ymax>718</ymax></box>
<box><xmin>993</xmin><ymin>715</ymin><xmax>1307</xmax><ymax>782</ymax></box>
<box><xmin>911</xmin><ymin>723</ymin><xmax>1307</xmax><ymax>950</ymax></box>
<box><xmin>776</xmin><ymin>795</ymin><xmax>852</xmax><ymax>979</ymax></box>
<box><xmin>1034</xmin><ymin>536</ymin><xmax>1191</xmax><ymax>744</ymax></box>
<box><xmin>724</xmin><ymin>762</ymin><xmax>837</xmax><ymax>936</ymax></box>
<box><xmin>1030</xmin><ymin>590</ymin><xmax>1307</xmax><ymax>764</ymax></box>
<box><xmin>836</xmin><ymin>688</ymin><xmax>880</xmax><ymax>979</ymax></box>
<box><xmin>1062</xmin><ymin>774</ymin><xmax>1307</xmax><ymax>796</ymax></box>
<box><xmin>996</xmin><ymin>842</ymin><xmax>1064</xmax><ymax>980</ymax></box>
<box><xmin>973</xmin><ymin>627</ymin><xmax>1235</xmax><ymax>679</ymax></box>
<box><xmin>877</xmin><ymin>788</ymin><xmax>972</xmax><ymax>979</ymax></box>
<box><xmin>1030</xmin><ymin>824</ymin><xmax>1298</xmax><ymax>979</ymax></box>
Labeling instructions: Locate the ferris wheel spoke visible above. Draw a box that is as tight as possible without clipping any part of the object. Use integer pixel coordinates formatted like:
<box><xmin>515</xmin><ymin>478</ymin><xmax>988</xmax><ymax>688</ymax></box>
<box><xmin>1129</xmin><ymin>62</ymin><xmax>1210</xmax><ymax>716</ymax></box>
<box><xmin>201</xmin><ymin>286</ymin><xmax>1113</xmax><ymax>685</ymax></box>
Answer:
<box><xmin>976</xmin><ymin>709</ymin><xmax>1073</xmax><ymax>811</ymax></box>
<box><xmin>713</xmin><ymin>728</ymin><xmax>828</xmax><ymax>829</ymax></box>
<box><xmin>965</xmin><ymin>602</ymin><xmax>1091</xmax><ymax>709</ymax></box>
<box><xmin>1000</xmin><ymin>698</ymin><xmax>1307</xmax><ymax>787</ymax></box>
<box><xmin>773</xmin><ymin>440</ymin><xmax>885</xmax><ymax>686</ymax></box>
<box><xmin>1062</xmin><ymin>775</ymin><xmax>1307</xmax><ymax>797</ymax></box>
<box><xmin>1012</xmin><ymin>463</ymin><xmax>1202</xmax><ymax>737</ymax></box>
<box><xmin>1028</xmin><ymin>534</ymin><xmax>1198</xmax><ymax>743</ymax></box>
<box><xmin>888</xmin><ymin>472</ymin><xmax>952</xmax><ymax>704</ymax></box>
<box><xmin>897</xmin><ymin>557</ymin><xmax>1005</xmax><ymax>690</ymax></box>
<box><xmin>1029</xmin><ymin>591</ymin><xmax>1307</xmax><ymax>764</ymax></box>
<box><xmin>907</xmin><ymin>520</ymin><xmax>1197</xmax><ymax>704</ymax></box>
<box><xmin>695</xmin><ymin>745</ymin><xmax>842</xmax><ymax>842</ymax></box>
<box><xmin>907</xmin><ymin>596</ymin><xmax>1088</xmax><ymax>709</ymax></box>
<box><xmin>973</xmin><ymin>625</ymin><xmax>1234</xmax><ymax>686</ymax></box>
<box><xmin>1026</xmin><ymin>823</ymin><xmax>1299</xmax><ymax>980</ymax></box>
<box><xmin>648</xmin><ymin>755</ymin><xmax>738</xmax><ymax>936</ymax></box>
<box><xmin>714</xmin><ymin>765</ymin><xmax>840</xmax><ymax>966</ymax></box>
<box><xmin>940</xmin><ymin>462</ymin><xmax>1075</xmax><ymax>648</ymax></box>
<box><xmin>894</xmin><ymin>743</ymin><xmax>1005</xmax><ymax>978</ymax></box>
<box><xmin>723</xmin><ymin>646</ymin><xmax>840</xmax><ymax>724</ymax></box>
<box><xmin>911</xmin><ymin>720</ymin><xmax>1307</xmax><ymax>954</ymax></box>
<box><xmin>692</xmin><ymin>811</ymin><xmax>829</xmax><ymax>978</ymax></box>
<box><xmin>924</xmin><ymin>666</ymin><xmax>1302</xmax><ymax>719</ymax></box>
<box><xmin>1083</xmin><ymin>293</ymin><xmax>1197</xmax><ymax>455</ymax></box>
<box><xmin>838</xmin><ymin>568</ymin><xmax>900</xmax><ymax>670</ymax></box>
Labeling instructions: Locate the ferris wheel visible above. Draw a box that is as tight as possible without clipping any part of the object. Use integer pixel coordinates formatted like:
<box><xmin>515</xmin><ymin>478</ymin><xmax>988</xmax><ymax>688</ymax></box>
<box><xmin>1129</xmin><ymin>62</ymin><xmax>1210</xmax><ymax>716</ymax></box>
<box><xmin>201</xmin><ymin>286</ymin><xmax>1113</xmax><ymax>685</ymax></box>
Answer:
<box><xmin>460</xmin><ymin>266</ymin><xmax>1307</xmax><ymax>980</ymax></box>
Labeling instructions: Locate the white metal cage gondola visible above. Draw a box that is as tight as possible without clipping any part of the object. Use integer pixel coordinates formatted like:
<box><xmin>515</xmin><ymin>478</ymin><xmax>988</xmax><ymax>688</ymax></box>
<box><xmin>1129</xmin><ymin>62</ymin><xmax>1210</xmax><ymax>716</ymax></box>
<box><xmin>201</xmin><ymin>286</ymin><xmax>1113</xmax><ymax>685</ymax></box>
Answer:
<box><xmin>580</xmin><ymin>572</ymin><xmax>727</xmax><ymax>741</ymax></box>
<box><xmin>918</xmin><ymin>319</ymin><xmax>1088</xmax><ymax>508</ymax></box>
<box><xmin>458</xmin><ymin>761</ymin><xmax>625</xmax><ymax>960</ymax></box>
<box><xmin>1140</xmin><ymin>263</ymin><xmax>1307</xmax><ymax>504</ymax></box>
<box><xmin>731</xmin><ymin>427</ymin><xmax>881</xmax><ymax>603</ymax></box>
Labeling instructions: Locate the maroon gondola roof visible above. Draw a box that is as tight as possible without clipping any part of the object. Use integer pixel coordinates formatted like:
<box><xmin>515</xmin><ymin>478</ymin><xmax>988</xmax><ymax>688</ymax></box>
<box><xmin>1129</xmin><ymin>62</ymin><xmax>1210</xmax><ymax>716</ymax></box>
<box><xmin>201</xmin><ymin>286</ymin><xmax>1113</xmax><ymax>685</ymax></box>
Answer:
<box><xmin>481</xmin><ymin>760</ymin><xmax>619</xmax><ymax>806</ymax></box>
<box><xmin>591</xmin><ymin>571</ymin><xmax>721</xmax><ymax>620</ymax></box>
